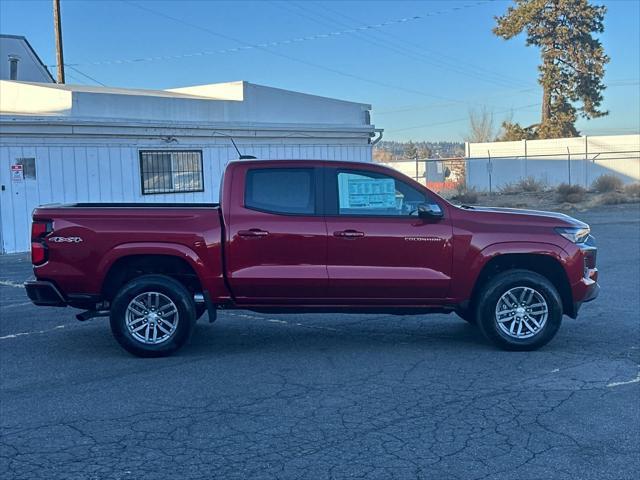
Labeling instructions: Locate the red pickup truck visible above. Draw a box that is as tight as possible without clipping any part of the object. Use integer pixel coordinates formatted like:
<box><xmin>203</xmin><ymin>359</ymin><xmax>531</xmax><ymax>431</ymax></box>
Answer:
<box><xmin>25</xmin><ymin>159</ymin><xmax>599</xmax><ymax>356</ymax></box>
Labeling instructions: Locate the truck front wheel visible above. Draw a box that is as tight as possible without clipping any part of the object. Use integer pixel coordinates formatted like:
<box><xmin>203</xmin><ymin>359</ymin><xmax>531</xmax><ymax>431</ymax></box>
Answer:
<box><xmin>110</xmin><ymin>275</ymin><xmax>196</xmax><ymax>357</ymax></box>
<box><xmin>476</xmin><ymin>269</ymin><xmax>563</xmax><ymax>351</ymax></box>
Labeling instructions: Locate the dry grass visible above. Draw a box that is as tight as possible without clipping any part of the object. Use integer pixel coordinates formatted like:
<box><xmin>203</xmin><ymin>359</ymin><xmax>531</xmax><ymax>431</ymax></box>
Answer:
<box><xmin>556</xmin><ymin>183</ymin><xmax>587</xmax><ymax>204</ymax></box>
<box><xmin>595</xmin><ymin>183</ymin><xmax>640</xmax><ymax>206</ymax></box>
<box><xmin>451</xmin><ymin>184</ymin><xmax>479</xmax><ymax>204</ymax></box>
<box><xmin>624</xmin><ymin>183</ymin><xmax>640</xmax><ymax>198</ymax></box>
<box><xmin>443</xmin><ymin>181</ymin><xmax>640</xmax><ymax>211</ymax></box>
<box><xmin>592</xmin><ymin>174</ymin><xmax>624</xmax><ymax>193</ymax></box>
<box><xmin>500</xmin><ymin>176</ymin><xmax>547</xmax><ymax>194</ymax></box>
<box><xmin>598</xmin><ymin>192</ymin><xmax>627</xmax><ymax>205</ymax></box>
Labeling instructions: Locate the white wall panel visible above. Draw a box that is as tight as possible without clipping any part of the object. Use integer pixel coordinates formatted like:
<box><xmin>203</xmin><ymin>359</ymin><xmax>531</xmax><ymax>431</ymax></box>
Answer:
<box><xmin>466</xmin><ymin>134</ymin><xmax>640</xmax><ymax>190</ymax></box>
<box><xmin>0</xmin><ymin>142</ymin><xmax>371</xmax><ymax>253</ymax></box>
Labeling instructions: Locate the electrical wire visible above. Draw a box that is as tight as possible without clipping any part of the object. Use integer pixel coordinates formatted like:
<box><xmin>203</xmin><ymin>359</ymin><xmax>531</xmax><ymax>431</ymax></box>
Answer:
<box><xmin>66</xmin><ymin>65</ymin><xmax>106</xmax><ymax>86</ymax></box>
<box><xmin>98</xmin><ymin>0</ymin><xmax>480</xmax><ymax>105</ymax></box>
<box><xmin>384</xmin><ymin>102</ymin><xmax>542</xmax><ymax>133</ymax></box>
<box><xmin>60</xmin><ymin>0</ymin><xmax>490</xmax><ymax>70</ymax></box>
<box><xmin>286</xmin><ymin>1</ymin><xmax>531</xmax><ymax>90</ymax></box>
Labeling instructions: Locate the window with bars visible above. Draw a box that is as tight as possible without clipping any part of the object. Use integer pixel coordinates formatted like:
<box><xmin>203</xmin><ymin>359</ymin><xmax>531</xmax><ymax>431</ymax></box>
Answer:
<box><xmin>16</xmin><ymin>158</ymin><xmax>36</xmax><ymax>179</ymax></box>
<box><xmin>139</xmin><ymin>150</ymin><xmax>204</xmax><ymax>195</ymax></box>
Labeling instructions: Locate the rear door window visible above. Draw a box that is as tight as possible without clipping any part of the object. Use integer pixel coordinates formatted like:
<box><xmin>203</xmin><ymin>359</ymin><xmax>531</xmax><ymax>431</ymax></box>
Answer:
<box><xmin>245</xmin><ymin>168</ymin><xmax>316</xmax><ymax>215</ymax></box>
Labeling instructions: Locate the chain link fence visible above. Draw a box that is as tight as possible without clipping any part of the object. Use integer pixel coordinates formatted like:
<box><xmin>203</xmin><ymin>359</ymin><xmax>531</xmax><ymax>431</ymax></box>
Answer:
<box><xmin>380</xmin><ymin>135</ymin><xmax>640</xmax><ymax>195</ymax></box>
<box><xmin>465</xmin><ymin>149</ymin><xmax>640</xmax><ymax>193</ymax></box>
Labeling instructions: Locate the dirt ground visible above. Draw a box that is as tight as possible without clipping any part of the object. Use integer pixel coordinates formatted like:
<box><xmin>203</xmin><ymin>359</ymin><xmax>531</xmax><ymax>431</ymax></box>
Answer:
<box><xmin>445</xmin><ymin>190</ymin><xmax>640</xmax><ymax>213</ymax></box>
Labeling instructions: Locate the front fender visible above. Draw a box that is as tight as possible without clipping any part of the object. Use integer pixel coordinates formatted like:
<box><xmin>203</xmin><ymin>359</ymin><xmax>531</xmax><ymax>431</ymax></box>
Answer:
<box><xmin>449</xmin><ymin>241</ymin><xmax>571</xmax><ymax>302</ymax></box>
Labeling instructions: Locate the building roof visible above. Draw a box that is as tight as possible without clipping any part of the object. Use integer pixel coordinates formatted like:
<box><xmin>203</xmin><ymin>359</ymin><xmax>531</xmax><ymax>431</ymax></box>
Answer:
<box><xmin>0</xmin><ymin>34</ymin><xmax>55</xmax><ymax>83</ymax></box>
<box><xmin>0</xmin><ymin>80</ymin><xmax>374</xmax><ymax>133</ymax></box>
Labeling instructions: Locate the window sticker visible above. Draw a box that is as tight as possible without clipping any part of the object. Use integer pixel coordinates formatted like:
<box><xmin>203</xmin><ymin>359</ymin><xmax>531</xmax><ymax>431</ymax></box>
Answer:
<box><xmin>338</xmin><ymin>173</ymin><xmax>396</xmax><ymax>210</ymax></box>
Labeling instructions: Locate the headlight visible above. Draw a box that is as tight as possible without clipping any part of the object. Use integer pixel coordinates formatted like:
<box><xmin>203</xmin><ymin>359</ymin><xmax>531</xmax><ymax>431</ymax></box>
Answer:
<box><xmin>555</xmin><ymin>226</ymin><xmax>590</xmax><ymax>243</ymax></box>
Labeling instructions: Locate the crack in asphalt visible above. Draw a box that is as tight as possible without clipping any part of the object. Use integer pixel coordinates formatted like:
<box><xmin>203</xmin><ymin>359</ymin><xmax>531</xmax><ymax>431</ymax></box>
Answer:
<box><xmin>1</xmin><ymin>206</ymin><xmax>639</xmax><ymax>479</ymax></box>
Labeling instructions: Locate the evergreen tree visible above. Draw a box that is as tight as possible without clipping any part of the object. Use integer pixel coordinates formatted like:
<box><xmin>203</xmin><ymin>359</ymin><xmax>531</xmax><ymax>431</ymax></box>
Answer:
<box><xmin>418</xmin><ymin>146</ymin><xmax>432</xmax><ymax>159</ymax></box>
<box><xmin>494</xmin><ymin>0</ymin><xmax>609</xmax><ymax>139</ymax></box>
<box><xmin>404</xmin><ymin>141</ymin><xmax>419</xmax><ymax>159</ymax></box>
<box><xmin>498</xmin><ymin>121</ymin><xmax>539</xmax><ymax>141</ymax></box>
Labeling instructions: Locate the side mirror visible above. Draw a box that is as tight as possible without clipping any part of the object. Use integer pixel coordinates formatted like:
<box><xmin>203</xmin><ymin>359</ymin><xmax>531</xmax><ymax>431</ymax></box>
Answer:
<box><xmin>418</xmin><ymin>203</ymin><xmax>444</xmax><ymax>220</ymax></box>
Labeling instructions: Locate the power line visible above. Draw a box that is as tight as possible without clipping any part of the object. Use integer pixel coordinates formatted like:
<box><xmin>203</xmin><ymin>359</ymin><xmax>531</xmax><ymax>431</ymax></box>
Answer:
<box><xmin>274</xmin><ymin>1</ymin><xmax>540</xmax><ymax>119</ymax></box>
<box><xmin>59</xmin><ymin>0</ymin><xmax>491</xmax><ymax>69</ymax></box>
<box><xmin>66</xmin><ymin>65</ymin><xmax>106</xmax><ymax>86</ymax></box>
<box><xmin>385</xmin><ymin>103</ymin><xmax>541</xmax><ymax>133</ymax></box>
<box><xmin>101</xmin><ymin>0</ymin><xmax>480</xmax><ymax>105</ymax></box>
<box><xmin>375</xmin><ymin>80</ymin><xmax>640</xmax><ymax>115</ymax></box>
<box><xmin>291</xmin><ymin>1</ymin><xmax>532</xmax><ymax>90</ymax></box>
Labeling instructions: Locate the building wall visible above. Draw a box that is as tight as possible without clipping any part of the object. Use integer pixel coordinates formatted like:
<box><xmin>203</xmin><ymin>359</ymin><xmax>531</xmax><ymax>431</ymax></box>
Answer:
<box><xmin>379</xmin><ymin>158</ymin><xmax>464</xmax><ymax>194</ymax></box>
<box><xmin>0</xmin><ymin>80</ymin><xmax>371</xmax><ymax>126</ymax></box>
<box><xmin>0</xmin><ymin>36</ymin><xmax>54</xmax><ymax>83</ymax></box>
<box><xmin>0</xmin><ymin>139</ymin><xmax>371</xmax><ymax>253</ymax></box>
<box><xmin>465</xmin><ymin>134</ymin><xmax>640</xmax><ymax>191</ymax></box>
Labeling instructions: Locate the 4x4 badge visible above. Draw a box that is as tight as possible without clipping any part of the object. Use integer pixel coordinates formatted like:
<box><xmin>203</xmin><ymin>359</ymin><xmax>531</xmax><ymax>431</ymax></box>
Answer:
<box><xmin>49</xmin><ymin>236</ymin><xmax>83</xmax><ymax>243</ymax></box>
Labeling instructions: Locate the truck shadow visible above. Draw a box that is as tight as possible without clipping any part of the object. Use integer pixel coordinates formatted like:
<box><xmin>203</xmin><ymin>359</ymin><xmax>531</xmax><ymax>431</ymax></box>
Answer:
<box><xmin>185</xmin><ymin>314</ymin><xmax>492</xmax><ymax>356</ymax></box>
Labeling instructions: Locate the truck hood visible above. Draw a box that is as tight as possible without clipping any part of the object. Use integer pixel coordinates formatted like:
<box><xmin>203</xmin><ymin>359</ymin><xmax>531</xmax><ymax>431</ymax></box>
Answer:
<box><xmin>460</xmin><ymin>205</ymin><xmax>588</xmax><ymax>228</ymax></box>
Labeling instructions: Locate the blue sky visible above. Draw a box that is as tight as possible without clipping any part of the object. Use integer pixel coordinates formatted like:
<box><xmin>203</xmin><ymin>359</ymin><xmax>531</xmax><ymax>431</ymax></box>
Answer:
<box><xmin>1</xmin><ymin>0</ymin><xmax>638</xmax><ymax>141</ymax></box>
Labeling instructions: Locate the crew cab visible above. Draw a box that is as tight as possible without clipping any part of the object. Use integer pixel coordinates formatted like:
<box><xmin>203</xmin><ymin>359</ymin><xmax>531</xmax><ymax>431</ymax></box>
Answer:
<box><xmin>25</xmin><ymin>159</ymin><xmax>599</xmax><ymax>356</ymax></box>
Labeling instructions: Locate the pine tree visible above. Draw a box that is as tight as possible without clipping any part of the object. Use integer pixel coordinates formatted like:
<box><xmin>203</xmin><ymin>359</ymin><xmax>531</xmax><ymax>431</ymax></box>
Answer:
<box><xmin>494</xmin><ymin>0</ymin><xmax>609</xmax><ymax>139</ymax></box>
<box><xmin>404</xmin><ymin>141</ymin><xmax>418</xmax><ymax>159</ymax></box>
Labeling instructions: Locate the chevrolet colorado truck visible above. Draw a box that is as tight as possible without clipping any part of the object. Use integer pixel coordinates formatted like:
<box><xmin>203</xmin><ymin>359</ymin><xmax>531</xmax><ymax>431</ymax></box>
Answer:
<box><xmin>25</xmin><ymin>159</ymin><xmax>599</xmax><ymax>357</ymax></box>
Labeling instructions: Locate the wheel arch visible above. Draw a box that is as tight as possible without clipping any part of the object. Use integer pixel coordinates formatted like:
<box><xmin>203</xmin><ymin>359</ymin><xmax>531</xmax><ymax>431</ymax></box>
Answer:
<box><xmin>467</xmin><ymin>249</ymin><xmax>575</xmax><ymax>318</ymax></box>
<box><xmin>99</xmin><ymin>244</ymin><xmax>206</xmax><ymax>302</ymax></box>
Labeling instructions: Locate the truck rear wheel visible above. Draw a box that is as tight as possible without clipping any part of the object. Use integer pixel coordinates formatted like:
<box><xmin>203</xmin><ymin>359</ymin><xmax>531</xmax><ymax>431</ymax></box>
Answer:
<box><xmin>476</xmin><ymin>269</ymin><xmax>563</xmax><ymax>351</ymax></box>
<box><xmin>110</xmin><ymin>275</ymin><xmax>196</xmax><ymax>357</ymax></box>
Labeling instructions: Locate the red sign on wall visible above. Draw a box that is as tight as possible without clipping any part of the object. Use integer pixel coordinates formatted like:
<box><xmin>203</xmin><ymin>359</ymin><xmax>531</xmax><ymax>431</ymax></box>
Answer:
<box><xmin>11</xmin><ymin>164</ymin><xmax>23</xmax><ymax>182</ymax></box>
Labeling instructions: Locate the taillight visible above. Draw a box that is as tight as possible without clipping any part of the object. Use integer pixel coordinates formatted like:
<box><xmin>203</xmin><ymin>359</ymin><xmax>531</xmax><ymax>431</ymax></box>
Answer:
<box><xmin>31</xmin><ymin>242</ymin><xmax>47</xmax><ymax>265</ymax></box>
<box><xmin>31</xmin><ymin>220</ymin><xmax>52</xmax><ymax>266</ymax></box>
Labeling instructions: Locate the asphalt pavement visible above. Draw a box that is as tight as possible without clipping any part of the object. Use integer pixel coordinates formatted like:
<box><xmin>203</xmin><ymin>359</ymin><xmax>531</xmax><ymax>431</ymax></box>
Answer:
<box><xmin>1</xmin><ymin>204</ymin><xmax>639</xmax><ymax>480</ymax></box>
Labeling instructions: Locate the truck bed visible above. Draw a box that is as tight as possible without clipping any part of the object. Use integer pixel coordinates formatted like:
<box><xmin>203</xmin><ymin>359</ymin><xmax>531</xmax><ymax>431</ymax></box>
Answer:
<box><xmin>39</xmin><ymin>203</ymin><xmax>220</xmax><ymax>208</ymax></box>
<box><xmin>31</xmin><ymin>203</ymin><xmax>226</xmax><ymax>305</ymax></box>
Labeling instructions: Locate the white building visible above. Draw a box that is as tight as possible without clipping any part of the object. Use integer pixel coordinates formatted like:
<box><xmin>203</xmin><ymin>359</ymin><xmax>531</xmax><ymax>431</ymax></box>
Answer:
<box><xmin>0</xmin><ymin>80</ymin><xmax>379</xmax><ymax>253</ymax></box>
<box><xmin>0</xmin><ymin>35</ymin><xmax>55</xmax><ymax>83</ymax></box>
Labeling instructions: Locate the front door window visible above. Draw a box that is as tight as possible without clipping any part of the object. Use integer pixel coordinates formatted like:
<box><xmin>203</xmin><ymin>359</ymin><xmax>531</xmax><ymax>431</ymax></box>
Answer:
<box><xmin>337</xmin><ymin>171</ymin><xmax>427</xmax><ymax>217</ymax></box>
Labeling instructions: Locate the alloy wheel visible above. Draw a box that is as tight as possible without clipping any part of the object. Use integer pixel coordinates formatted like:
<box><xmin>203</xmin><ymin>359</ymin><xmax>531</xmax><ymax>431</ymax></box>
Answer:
<box><xmin>125</xmin><ymin>291</ymin><xmax>179</xmax><ymax>345</ymax></box>
<box><xmin>495</xmin><ymin>286</ymin><xmax>548</xmax><ymax>339</ymax></box>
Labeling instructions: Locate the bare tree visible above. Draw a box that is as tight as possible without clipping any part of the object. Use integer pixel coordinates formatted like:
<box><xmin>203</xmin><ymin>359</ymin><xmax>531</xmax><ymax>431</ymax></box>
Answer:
<box><xmin>466</xmin><ymin>106</ymin><xmax>495</xmax><ymax>143</ymax></box>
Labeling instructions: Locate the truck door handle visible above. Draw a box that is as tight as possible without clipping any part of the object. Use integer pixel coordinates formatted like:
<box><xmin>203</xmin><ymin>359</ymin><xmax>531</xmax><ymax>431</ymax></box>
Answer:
<box><xmin>238</xmin><ymin>229</ymin><xmax>269</xmax><ymax>237</ymax></box>
<box><xmin>334</xmin><ymin>229</ymin><xmax>365</xmax><ymax>238</ymax></box>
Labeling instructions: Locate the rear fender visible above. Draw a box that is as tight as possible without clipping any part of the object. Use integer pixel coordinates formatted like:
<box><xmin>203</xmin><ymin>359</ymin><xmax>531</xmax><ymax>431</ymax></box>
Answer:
<box><xmin>97</xmin><ymin>242</ymin><xmax>229</xmax><ymax>302</ymax></box>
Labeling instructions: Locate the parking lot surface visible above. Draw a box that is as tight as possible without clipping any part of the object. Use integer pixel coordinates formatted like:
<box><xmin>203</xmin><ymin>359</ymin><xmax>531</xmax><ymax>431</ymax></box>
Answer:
<box><xmin>1</xmin><ymin>205</ymin><xmax>639</xmax><ymax>480</ymax></box>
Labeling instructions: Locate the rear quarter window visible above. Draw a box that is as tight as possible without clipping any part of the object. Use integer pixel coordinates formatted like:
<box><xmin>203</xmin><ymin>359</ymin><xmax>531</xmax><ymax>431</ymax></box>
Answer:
<box><xmin>245</xmin><ymin>168</ymin><xmax>315</xmax><ymax>215</ymax></box>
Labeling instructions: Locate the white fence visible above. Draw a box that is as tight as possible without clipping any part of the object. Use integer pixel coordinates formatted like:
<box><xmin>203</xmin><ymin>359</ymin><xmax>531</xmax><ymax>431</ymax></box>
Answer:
<box><xmin>465</xmin><ymin>134</ymin><xmax>640</xmax><ymax>191</ymax></box>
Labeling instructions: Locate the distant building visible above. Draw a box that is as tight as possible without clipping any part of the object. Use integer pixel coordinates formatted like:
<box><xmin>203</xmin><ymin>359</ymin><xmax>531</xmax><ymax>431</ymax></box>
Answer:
<box><xmin>0</xmin><ymin>79</ymin><xmax>379</xmax><ymax>253</ymax></box>
<box><xmin>0</xmin><ymin>35</ymin><xmax>54</xmax><ymax>83</ymax></box>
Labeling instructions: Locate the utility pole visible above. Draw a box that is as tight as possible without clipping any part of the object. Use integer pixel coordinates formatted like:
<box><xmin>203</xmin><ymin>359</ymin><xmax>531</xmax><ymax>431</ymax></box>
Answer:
<box><xmin>53</xmin><ymin>0</ymin><xmax>65</xmax><ymax>83</ymax></box>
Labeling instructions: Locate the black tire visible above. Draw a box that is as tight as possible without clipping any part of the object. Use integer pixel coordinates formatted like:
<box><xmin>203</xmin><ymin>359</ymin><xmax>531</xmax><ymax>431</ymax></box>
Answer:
<box><xmin>110</xmin><ymin>274</ymin><xmax>196</xmax><ymax>357</ymax></box>
<box><xmin>475</xmin><ymin>269</ymin><xmax>563</xmax><ymax>351</ymax></box>
<box><xmin>456</xmin><ymin>308</ymin><xmax>477</xmax><ymax>324</ymax></box>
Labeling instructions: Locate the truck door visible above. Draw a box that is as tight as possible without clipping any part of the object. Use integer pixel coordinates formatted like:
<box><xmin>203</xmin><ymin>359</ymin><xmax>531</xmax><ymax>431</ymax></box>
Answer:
<box><xmin>324</xmin><ymin>166</ymin><xmax>453</xmax><ymax>303</ymax></box>
<box><xmin>225</xmin><ymin>164</ymin><xmax>328</xmax><ymax>303</ymax></box>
